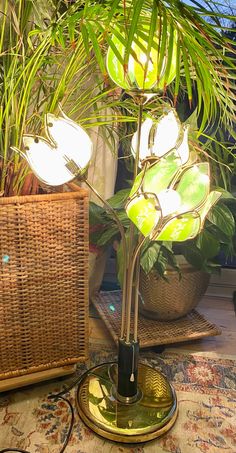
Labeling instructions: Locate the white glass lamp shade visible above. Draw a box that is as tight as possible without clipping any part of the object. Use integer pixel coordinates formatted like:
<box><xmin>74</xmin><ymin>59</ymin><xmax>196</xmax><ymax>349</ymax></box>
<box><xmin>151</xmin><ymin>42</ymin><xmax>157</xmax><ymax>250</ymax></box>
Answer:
<box><xmin>131</xmin><ymin>110</ymin><xmax>189</xmax><ymax>167</ymax></box>
<box><xmin>106</xmin><ymin>26</ymin><xmax>177</xmax><ymax>91</ymax></box>
<box><xmin>16</xmin><ymin>113</ymin><xmax>93</xmax><ymax>186</ymax></box>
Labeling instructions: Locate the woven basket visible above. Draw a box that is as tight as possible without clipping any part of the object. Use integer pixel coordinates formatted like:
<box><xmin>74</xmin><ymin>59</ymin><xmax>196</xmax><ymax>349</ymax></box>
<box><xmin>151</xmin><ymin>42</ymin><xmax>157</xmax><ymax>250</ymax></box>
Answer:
<box><xmin>139</xmin><ymin>266</ymin><xmax>210</xmax><ymax>321</ymax></box>
<box><xmin>0</xmin><ymin>190</ymin><xmax>89</xmax><ymax>380</ymax></box>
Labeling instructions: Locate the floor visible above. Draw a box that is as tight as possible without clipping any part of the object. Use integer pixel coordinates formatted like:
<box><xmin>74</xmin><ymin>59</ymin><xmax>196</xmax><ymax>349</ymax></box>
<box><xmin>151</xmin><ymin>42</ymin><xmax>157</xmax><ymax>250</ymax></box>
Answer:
<box><xmin>0</xmin><ymin>292</ymin><xmax>234</xmax><ymax>393</ymax></box>
<box><xmin>89</xmin><ymin>294</ymin><xmax>236</xmax><ymax>355</ymax></box>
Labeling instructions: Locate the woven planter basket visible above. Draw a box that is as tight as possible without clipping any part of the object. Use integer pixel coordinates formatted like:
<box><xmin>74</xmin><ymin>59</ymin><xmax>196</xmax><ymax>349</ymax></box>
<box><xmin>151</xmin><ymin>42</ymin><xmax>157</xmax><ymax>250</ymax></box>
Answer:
<box><xmin>0</xmin><ymin>190</ymin><xmax>89</xmax><ymax>380</ymax></box>
<box><xmin>139</xmin><ymin>265</ymin><xmax>210</xmax><ymax>321</ymax></box>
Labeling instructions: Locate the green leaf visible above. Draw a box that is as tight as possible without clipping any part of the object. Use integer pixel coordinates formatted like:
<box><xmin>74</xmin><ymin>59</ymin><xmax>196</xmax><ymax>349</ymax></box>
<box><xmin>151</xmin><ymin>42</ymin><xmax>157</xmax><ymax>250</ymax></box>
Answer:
<box><xmin>206</xmin><ymin>224</ymin><xmax>234</xmax><ymax>245</ymax></box>
<box><xmin>143</xmin><ymin>1</ymin><xmax>158</xmax><ymax>81</ymax></box>
<box><xmin>153</xmin><ymin>248</ymin><xmax>170</xmax><ymax>280</ymax></box>
<box><xmin>123</xmin><ymin>1</ymin><xmax>144</xmax><ymax>69</ymax></box>
<box><xmin>140</xmin><ymin>242</ymin><xmax>161</xmax><ymax>274</ymax></box>
<box><xmin>182</xmin><ymin>243</ymin><xmax>205</xmax><ymax>270</ymax></box>
<box><xmin>86</xmin><ymin>23</ymin><xmax>106</xmax><ymax>75</ymax></box>
<box><xmin>89</xmin><ymin>202</ymin><xmax>106</xmax><ymax>225</ymax></box>
<box><xmin>108</xmin><ymin>189</ymin><xmax>130</xmax><ymax>208</ymax></box>
<box><xmin>207</xmin><ymin>204</ymin><xmax>235</xmax><ymax>238</ymax></box>
<box><xmin>80</xmin><ymin>22</ymin><xmax>90</xmax><ymax>55</ymax></box>
<box><xmin>96</xmin><ymin>226</ymin><xmax>119</xmax><ymax>247</ymax></box>
<box><xmin>213</xmin><ymin>188</ymin><xmax>236</xmax><ymax>201</ymax></box>
<box><xmin>181</xmin><ymin>39</ymin><xmax>193</xmax><ymax>106</ymax></box>
<box><xmin>56</xmin><ymin>25</ymin><xmax>66</xmax><ymax>49</ymax></box>
<box><xmin>157</xmin><ymin>9</ymin><xmax>167</xmax><ymax>82</ymax></box>
<box><xmin>115</xmin><ymin>210</ymin><xmax>130</xmax><ymax>228</ymax></box>
<box><xmin>197</xmin><ymin>230</ymin><xmax>220</xmax><ymax>259</ymax></box>
<box><xmin>162</xmin><ymin>20</ymin><xmax>174</xmax><ymax>87</ymax></box>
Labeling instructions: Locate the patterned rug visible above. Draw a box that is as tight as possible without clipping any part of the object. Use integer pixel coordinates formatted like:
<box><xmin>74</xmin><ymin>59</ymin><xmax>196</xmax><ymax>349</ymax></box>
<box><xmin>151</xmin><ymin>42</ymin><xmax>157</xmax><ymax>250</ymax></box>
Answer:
<box><xmin>0</xmin><ymin>346</ymin><xmax>235</xmax><ymax>453</ymax></box>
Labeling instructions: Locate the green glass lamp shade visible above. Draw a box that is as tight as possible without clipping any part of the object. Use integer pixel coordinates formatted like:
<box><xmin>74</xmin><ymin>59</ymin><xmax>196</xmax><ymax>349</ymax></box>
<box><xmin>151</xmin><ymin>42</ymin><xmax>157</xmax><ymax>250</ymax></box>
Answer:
<box><xmin>127</xmin><ymin>160</ymin><xmax>221</xmax><ymax>241</ymax></box>
<box><xmin>106</xmin><ymin>27</ymin><xmax>177</xmax><ymax>91</ymax></box>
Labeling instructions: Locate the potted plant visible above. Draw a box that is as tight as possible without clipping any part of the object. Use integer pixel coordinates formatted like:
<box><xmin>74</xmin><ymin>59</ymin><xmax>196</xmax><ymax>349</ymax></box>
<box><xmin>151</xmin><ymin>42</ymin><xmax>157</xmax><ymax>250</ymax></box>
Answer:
<box><xmin>0</xmin><ymin>0</ymin><xmax>119</xmax><ymax>196</ymax></box>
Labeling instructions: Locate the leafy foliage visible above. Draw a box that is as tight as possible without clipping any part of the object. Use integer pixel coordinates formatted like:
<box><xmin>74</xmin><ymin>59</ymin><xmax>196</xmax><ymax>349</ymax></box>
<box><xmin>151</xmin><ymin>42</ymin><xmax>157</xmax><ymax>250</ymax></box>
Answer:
<box><xmin>53</xmin><ymin>0</ymin><xmax>236</xmax><ymax>128</ymax></box>
<box><xmin>89</xmin><ymin>187</ymin><xmax>236</xmax><ymax>280</ymax></box>
<box><xmin>0</xmin><ymin>0</ymin><xmax>130</xmax><ymax>195</ymax></box>
<box><xmin>1</xmin><ymin>0</ymin><xmax>236</xmax><ymax>199</ymax></box>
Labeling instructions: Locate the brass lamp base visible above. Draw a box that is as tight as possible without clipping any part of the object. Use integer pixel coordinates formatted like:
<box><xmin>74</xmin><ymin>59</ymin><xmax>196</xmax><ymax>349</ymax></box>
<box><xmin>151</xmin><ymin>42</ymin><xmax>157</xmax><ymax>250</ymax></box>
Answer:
<box><xmin>76</xmin><ymin>362</ymin><xmax>178</xmax><ymax>443</ymax></box>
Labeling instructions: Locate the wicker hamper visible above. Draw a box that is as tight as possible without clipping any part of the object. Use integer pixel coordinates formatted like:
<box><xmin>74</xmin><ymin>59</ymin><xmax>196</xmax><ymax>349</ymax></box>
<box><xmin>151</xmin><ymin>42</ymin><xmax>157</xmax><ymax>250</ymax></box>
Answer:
<box><xmin>0</xmin><ymin>190</ymin><xmax>89</xmax><ymax>382</ymax></box>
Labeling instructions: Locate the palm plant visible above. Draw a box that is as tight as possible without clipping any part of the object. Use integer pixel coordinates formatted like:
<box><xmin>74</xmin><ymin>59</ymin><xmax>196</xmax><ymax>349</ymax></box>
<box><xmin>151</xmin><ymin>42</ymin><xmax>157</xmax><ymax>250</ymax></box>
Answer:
<box><xmin>59</xmin><ymin>1</ymin><xmax>236</xmax><ymax>122</ymax></box>
<box><xmin>0</xmin><ymin>0</ymin><xmax>128</xmax><ymax>196</ymax></box>
<box><xmin>1</xmin><ymin>0</ymin><xmax>236</xmax><ymax>197</ymax></box>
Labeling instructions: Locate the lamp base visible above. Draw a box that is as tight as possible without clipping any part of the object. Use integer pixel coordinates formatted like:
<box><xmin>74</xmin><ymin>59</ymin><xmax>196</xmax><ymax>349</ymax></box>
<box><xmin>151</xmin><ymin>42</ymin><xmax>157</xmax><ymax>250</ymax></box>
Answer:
<box><xmin>76</xmin><ymin>362</ymin><xmax>178</xmax><ymax>443</ymax></box>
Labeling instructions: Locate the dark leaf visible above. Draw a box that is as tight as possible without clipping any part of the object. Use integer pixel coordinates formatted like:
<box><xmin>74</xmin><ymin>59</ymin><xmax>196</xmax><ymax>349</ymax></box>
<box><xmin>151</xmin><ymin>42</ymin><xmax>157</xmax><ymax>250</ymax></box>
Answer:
<box><xmin>197</xmin><ymin>230</ymin><xmax>220</xmax><ymax>259</ymax></box>
<box><xmin>183</xmin><ymin>243</ymin><xmax>205</xmax><ymax>270</ymax></box>
<box><xmin>140</xmin><ymin>242</ymin><xmax>161</xmax><ymax>274</ymax></box>
<box><xmin>207</xmin><ymin>204</ymin><xmax>235</xmax><ymax>238</ymax></box>
<box><xmin>89</xmin><ymin>202</ymin><xmax>106</xmax><ymax>225</ymax></box>
<box><xmin>96</xmin><ymin>226</ymin><xmax>119</xmax><ymax>246</ymax></box>
<box><xmin>108</xmin><ymin>189</ymin><xmax>130</xmax><ymax>208</ymax></box>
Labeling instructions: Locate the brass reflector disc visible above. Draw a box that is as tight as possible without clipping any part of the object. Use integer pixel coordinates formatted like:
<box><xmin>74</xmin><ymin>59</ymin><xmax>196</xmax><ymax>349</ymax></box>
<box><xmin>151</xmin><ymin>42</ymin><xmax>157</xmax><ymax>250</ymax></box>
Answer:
<box><xmin>76</xmin><ymin>362</ymin><xmax>178</xmax><ymax>443</ymax></box>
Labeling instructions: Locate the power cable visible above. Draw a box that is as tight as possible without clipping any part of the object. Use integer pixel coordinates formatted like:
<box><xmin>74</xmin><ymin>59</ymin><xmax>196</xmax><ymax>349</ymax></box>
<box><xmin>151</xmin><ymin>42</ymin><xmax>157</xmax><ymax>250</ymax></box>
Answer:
<box><xmin>0</xmin><ymin>373</ymin><xmax>84</xmax><ymax>453</ymax></box>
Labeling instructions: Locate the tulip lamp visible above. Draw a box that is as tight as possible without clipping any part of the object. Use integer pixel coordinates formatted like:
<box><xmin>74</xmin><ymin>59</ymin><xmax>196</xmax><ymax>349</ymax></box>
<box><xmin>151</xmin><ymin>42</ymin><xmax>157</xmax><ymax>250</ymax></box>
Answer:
<box><xmin>13</xmin><ymin>107</ymin><xmax>221</xmax><ymax>443</ymax></box>
<box><xmin>13</xmin><ymin>26</ymin><xmax>221</xmax><ymax>444</ymax></box>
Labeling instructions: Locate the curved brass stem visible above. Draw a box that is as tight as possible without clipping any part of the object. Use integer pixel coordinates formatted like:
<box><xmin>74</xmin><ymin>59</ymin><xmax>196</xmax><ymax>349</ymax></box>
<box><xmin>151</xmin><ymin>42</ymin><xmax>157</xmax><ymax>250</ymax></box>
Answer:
<box><xmin>125</xmin><ymin>235</ymin><xmax>146</xmax><ymax>343</ymax></box>
<box><xmin>133</xmin><ymin>242</ymin><xmax>141</xmax><ymax>342</ymax></box>
<box><xmin>125</xmin><ymin>98</ymin><xmax>145</xmax><ymax>342</ymax></box>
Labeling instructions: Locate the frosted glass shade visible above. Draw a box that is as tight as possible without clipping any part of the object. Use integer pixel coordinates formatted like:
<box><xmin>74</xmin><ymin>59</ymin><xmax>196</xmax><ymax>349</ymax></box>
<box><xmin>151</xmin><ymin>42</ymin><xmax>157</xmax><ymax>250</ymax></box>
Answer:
<box><xmin>106</xmin><ymin>27</ymin><xmax>177</xmax><ymax>91</ymax></box>
<box><xmin>131</xmin><ymin>110</ymin><xmax>189</xmax><ymax>167</ymax></box>
<box><xmin>14</xmin><ymin>113</ymin><xmax>93</xmax><ymax>186</ymax></box>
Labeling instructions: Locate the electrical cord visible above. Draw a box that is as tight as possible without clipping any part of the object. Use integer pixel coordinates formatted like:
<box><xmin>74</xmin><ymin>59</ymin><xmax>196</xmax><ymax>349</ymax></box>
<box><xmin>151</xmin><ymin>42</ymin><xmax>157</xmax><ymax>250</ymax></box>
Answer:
<box><xmin>0</xmin><ymin>373</ymin><xmax>84</xmax><ymax>453</ymax></box>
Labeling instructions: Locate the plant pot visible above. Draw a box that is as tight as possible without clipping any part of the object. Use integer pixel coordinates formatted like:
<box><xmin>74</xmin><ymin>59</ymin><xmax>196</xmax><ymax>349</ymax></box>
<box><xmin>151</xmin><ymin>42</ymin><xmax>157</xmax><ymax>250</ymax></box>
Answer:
<box><xmin>139</xmin><ymin>265</ymin><xmax>210</xmax><ymax>321</ymax></box>
<box><xmin>0</xmin><ymin>190</ymin><xmax>89</xmax><ymax>382</ymax></box>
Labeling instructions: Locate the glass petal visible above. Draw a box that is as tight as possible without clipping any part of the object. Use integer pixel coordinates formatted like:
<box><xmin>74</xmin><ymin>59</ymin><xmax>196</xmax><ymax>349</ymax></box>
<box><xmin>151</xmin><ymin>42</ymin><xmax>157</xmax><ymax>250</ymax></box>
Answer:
<box><xmin>176</xmin><ymin>163</ymin><xmax>210</xmax><ymax>212</ymax></box>
<box><xmin>158</xmin><ymin>189</ymin><xmax>181</xmax><ymax>217</ymax></box>
<box><xmin>46</xmin><ymin>114</ymin><xmax>93</xmax><ymax>171</ymax></box>
<box><xmin>129</xmin><ymin>149</ymin><xmax>181</xmax><ymax>198</ymax></box>
<box><xmin>126</xmin><ymin>195</ymin><xmax>161</xmax><ymax>237</ymax></box>
<box><xmin>154</xmin><ymin>213</ymin><xmax>201</xmax><ymax>241</ymax></box>
<box><xmin>177</xmin><ymin>125</ymin><xmax>189</xmax><ymax>165</ymax></box>
<box><xmin>143</xmin><ymin>150</ymin><xmax>181</xmax><ymax>194</ymax></box>
<box><xmin>131</xmin><ymin>118</ymin><xmax>153</xmax><ymax>164</ymax></box>
<box><xmin>199</xmin><ymin>190</ymin><xmax>222</xmax><ymax>222</ymax></box>
<box><xmin>152</xmin><ymin>110</ymin><xmax>180</xmax><ymax>157</ymax></box>
<box><xmin>132</xmin><ymin>39</ymin><xmax>159</xmax><ymax>90</ymax></box>
<box><xmin>23</xmin><ymin>135</ymin><xmax>73</xmax><ymax>186</ymax></box>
